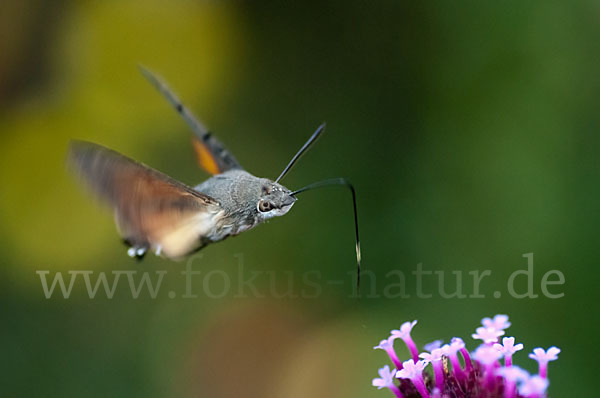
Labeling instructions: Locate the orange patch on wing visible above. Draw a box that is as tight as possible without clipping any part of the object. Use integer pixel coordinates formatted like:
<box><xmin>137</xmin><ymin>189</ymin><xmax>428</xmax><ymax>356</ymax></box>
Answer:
<box><xmin>192</xmin><ymin>138</ymin><xmax>221</xmax><ymax>175</ymax></box>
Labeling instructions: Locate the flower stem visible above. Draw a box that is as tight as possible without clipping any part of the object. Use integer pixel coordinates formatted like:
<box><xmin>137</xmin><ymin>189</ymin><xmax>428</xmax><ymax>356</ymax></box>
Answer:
<box><xmin>389</xmin><ymin>385</ymin><xmax>405</xmax><ymax>398</ymax></box>
<box><xmin>432</xmin><ymin>361</ymin><xmax>444</xmax><ymax>392</ymax></box>
<box><xmin>539</xmin><ymin>362</ymin><xmax>548</xmax><ymax>379</ymax></box>
<box><xmin>485</xmin><ymin>364</ymin><xmax>496</xmax><ymax>389</ymax></box>
<box><xmin>504</xmin><ymin>380</ymin><xmax>516</xmax><ymax>398</ymax></box>
<box><xmin>403</xmin><ymin>337</ymin><xmax>420</xmax><ymax>362</ymax></box>
<box><xmin>450</xmin><ymin>353</ymin><xmax>465</xmax><ymax>383</ymax></box>
<box><xmin>386</xmin><ymin>347</ymin><xmax>403</xmax><ymax>370</ymax></box>
<box><xmin>412</xmin><ymin>377</ymin><xmax>430</xmax><ymax>398</ymax></box>
<box><xmin>460</xmin><ymin>347</ymin><xmax>473</xmax><ymax>371</ymax></box>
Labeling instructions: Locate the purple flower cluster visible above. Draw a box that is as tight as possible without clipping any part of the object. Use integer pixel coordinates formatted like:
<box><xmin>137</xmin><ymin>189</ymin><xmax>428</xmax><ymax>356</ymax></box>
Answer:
<box><xmin>372</xmin><ymin>315</ymin><xmax>559</xmax><ymax>398</ymax></box>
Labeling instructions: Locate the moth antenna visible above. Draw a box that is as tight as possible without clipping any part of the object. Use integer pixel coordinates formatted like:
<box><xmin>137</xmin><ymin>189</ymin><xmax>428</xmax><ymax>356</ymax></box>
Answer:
<box><xmin>138</xmin><ymin>64</ymin><xmax>210</xmax><ymax>141</ymax></box>
<box><xmin>275</xmin><ymin>122</ymin><xmax>326</xmax><ymax>183</ymax></box>
<box><xmin>291</xmin><ymin>178</ymin><xmax>362</xmax><ymax>291</ymax></box>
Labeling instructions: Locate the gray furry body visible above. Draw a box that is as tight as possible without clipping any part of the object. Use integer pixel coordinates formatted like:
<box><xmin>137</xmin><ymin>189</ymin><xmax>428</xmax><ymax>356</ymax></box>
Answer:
<box><xmin>194</xmin><ymin>169</ymin><xmax>296</xmax><ymax>243</ymax></box>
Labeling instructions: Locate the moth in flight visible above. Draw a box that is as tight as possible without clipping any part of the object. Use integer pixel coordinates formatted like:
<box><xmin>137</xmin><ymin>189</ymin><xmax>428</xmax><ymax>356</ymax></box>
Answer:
<box><xmin>69</xmin><ymin>67</ymin><xmax>361</xmax><ymax>282</ymax></box>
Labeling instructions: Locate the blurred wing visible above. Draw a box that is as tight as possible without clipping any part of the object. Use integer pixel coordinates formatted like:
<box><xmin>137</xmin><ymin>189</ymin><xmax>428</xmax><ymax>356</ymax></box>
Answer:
<box><xmin>138</xmin><ymin>65</ymin><xmax>243</xmax><ymax>175</ymax></box>
<box><xmin>68</xmin><ymin>141</ymin><xmax>223</xmax><ymax>259</ymax></box>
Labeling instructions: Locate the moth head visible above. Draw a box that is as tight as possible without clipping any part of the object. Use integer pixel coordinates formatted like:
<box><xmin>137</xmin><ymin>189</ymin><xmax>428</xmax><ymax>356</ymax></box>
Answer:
<box><xmin>256</xmin><ymin>181</ymin><xmax>296</xmax><ymax>219</ymax></box>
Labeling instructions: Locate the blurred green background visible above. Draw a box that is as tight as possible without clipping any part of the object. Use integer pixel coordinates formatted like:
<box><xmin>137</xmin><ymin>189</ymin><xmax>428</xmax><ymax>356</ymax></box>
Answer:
<box><xmin>1</xmin><ymin>0</ymin><xmax>598</xmax><ymax>396</ymax></box>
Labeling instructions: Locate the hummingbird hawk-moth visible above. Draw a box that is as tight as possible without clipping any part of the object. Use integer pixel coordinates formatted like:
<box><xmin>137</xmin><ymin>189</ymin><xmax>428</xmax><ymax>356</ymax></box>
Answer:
<box><xmin>68</xmin><ymin>66</ymin><xmax>361</xmax><ymax>283</ymax></box>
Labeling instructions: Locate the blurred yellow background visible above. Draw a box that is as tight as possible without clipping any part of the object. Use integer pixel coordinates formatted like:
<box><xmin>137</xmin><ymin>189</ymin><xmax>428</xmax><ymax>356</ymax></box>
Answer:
<box><xmin>1</xmin><ymin>0</ymin><xmax>598</xmax><ymax>396</ymax></box>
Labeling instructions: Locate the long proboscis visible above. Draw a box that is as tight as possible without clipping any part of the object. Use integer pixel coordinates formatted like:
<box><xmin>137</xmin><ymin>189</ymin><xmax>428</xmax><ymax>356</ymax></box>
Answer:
<box><xmin>291</xmin><ymin>178</ymin><xmax>362</xmax><ymax>290</ymax></box>
<box><xmin>275</xmin><ymin>123</ymin><xmax>326</xmax><ymax>183</ymax></box>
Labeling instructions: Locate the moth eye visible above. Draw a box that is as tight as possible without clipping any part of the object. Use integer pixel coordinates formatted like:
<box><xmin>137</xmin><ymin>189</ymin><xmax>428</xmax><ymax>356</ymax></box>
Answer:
<box><xmin>262</xmin><ymin>186</ymin><xmax>271</xmax><ymax>194</ymax></box>
<box><xmin>258</xmin><ymin>200</ymin><xmax>273</xmax><ymax>212</ymax></box>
